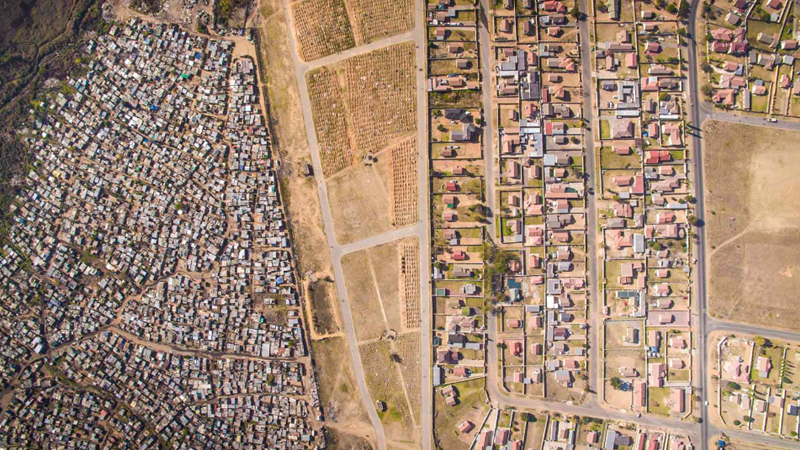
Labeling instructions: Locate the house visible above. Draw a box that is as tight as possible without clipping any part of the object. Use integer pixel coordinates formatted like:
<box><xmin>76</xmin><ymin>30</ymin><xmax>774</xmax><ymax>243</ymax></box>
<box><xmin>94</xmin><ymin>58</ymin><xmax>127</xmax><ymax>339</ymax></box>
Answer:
<box><xmin>712</xmin><ymin>28</ymin><xmax>734</xmax><ymax>41</ymax></box>
<box><xmin>757</xmin><ymin>32</ymin><xmax>776</xmax><ymax>47</ymax></box>
<box><xmin>671</xmin><ymin>388</ymin><xmax>685</xmax><ymax>413</ymax></box>
<box><xmin>458</xmin><ymin>420</ymin><xmax>474</xmax><ymax>433</ymax></box>
<box><xmin>782</xmin><ymin>39</ymin><xmax>798</xmax><ymax>50</ymax></box>
<box><xmin>648</xmin><ymin>362</ymin><xmax>667</xmax><ymax>387</ymax></box>
<box><xmin>645</xmin><ymin>42</ymin><xmax>662</xmax><ymax>54</ymax></box>
<box><xmin>612</xmin><ymin>120</ymin><xmax>634</xmax><ymax>138</ymax></box>
<box><xmin>757</xmin><ymin>356</ymin><xmax>772</xmax><ymax>378</ymax></box>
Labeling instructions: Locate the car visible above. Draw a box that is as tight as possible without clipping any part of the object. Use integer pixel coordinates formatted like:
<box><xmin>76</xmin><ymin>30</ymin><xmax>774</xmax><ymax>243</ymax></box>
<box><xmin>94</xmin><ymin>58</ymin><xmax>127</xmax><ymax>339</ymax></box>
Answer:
<box><xmin>705</xmin><ymin>401</ymin><xmax>709</xmax><ymax>406</ymax></box>
<box><xmin>769</xmin><ymin>118</ymin><xmax>778</xmax><ymax>123</ymax></box>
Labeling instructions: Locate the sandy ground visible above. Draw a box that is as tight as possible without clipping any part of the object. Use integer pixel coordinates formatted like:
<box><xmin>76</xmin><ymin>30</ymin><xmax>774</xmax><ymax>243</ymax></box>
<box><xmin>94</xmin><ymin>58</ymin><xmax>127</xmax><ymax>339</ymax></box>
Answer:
<box><xmin>703</xmin><ymin>121</ymin><xmax>800</xmax><ymax>331</ymax></box>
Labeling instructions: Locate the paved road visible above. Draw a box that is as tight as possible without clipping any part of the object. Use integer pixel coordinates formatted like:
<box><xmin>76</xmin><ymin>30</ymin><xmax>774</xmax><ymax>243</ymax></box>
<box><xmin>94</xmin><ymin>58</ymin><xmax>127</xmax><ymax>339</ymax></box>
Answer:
<box><xmin>576</xmin><ymin>0</ymin><xmax>602</xmax><ymax>401</ymax></box>
<box><xmin>686</xmin><ymin>2</ymin><xmax>800</xmax><ymax>448</ymax></box>
<box><xmin>281</xmin><ymin>1</ymin><xmax>432</xmax><ymax>448</ymax></box>
<box><xmin>412</xmin><ymin>0</ymin><xmax>433</xmax><ymax>447</ymax></box>
<box><xmin>485</xmin><ymin>314</ymin><xmax>700</xmax><ymax>436</ymax></box>
<box><xmin>478</xmin><ymin>1</ymin><xmax>497</xmax><ymax>240</ymax></box>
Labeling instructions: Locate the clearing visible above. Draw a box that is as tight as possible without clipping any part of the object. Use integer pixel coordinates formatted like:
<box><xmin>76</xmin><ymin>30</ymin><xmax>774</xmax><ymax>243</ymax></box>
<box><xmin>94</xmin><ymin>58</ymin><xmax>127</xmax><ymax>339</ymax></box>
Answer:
<box><xmin>703</xmin><ymin>121</ymin><xmax>800</xmax><ymax>331</ymax></box>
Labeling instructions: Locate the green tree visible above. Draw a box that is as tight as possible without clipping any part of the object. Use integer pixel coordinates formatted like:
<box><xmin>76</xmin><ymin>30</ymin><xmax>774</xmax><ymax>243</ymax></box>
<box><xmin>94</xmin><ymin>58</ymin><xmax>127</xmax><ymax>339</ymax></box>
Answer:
<box><xmin>610</xmin><ymin>377</ymin><xmax>623</xmax><ymax>389</ymax></box>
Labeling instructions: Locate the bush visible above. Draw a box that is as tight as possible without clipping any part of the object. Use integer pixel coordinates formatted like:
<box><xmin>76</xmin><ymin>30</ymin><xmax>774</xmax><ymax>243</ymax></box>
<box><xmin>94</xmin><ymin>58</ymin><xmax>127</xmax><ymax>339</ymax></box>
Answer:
<box><xmin>728</xmin><ymin>382</ymin><xmax>741</xmax><ymax>390</ymax></box>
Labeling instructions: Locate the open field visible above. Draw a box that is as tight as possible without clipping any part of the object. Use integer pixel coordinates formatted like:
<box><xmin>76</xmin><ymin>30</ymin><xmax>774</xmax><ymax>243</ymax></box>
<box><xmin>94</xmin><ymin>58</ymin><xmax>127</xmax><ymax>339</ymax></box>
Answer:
<box><xmin>703</xmin><ymin>121</ymin><xmax>800</xmax><ymax>331</ymax></box>
<box><xmin>313</xmin><ymin>337</ymin><xmax>372</xmax><ymax>428</ymax></box>
<box><xmin>342</xmin><ymin>251</ymin><xmax>387</xmax><ymax>341</ymax></box>
<box><xmin>342</xmin><ymin>237</ymin><xmax>416</xmax><ymax>340</ymax></box>
<box><xmin>359</xmin><ymin>339</ymin><xmax>419</xmax><ymax>445</ymax></box>
<box><xmin>309</xmin><ymin>280</ymin><xmax>340</xmax><ymax>334</ymax></box>
<box><xmin>291</xmin><ymin>0</ymin><xmax>355</xmax><ymax>61</ymax></box>
<box><xmin>346</xmin><ymin>0</ymin><xmax>414</xmax><ymax>44</ymax></box>
<box><xmin>327</xmin><ymin>161</ymin><xmax>393</xmax><ymax>245</ymax></box>
<box><xmin>388</xmin><ymin>138</ymin><xmax>419</xmax><ymax>227</ymax></box>
<box><xmin>395</xmin><ymin>332</ymin><xmax>422</xmax><ymax>423</ymax></box>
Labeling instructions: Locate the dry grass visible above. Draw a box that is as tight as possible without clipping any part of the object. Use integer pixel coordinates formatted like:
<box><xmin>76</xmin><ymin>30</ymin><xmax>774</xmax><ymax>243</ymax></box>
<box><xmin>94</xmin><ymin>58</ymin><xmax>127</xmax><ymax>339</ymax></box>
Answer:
<box><xmin>292</xmin><ymin>0</ymin><xmax>356</xmax><ymax>61</ymax></box>
<box><xmin>346</xmin><ymin>0</ymin><xmax>414</xmax><ymax>44</ymax></box>
<box><xmin>313</xmin><ymin>337</ymin><xmax>371</xmax><ymax>426</ymax></box>
<box><xmin>327</xmin><ymin>162</ymin><xmax>393</xmax><ymax>244</ymax></box>
<box><xmin>399</xmin><ymin>240</ymin><xmax>420</xmax><ymax>329</ymax></box>
<box><xmin>341</xmin><ymin>42</ymin><xmax>417</xmax><ymax>156</ymax></box>
<box><xmin>703</xmin><ymin>121</ymin><xmax>800</xmax><ymax>331</ymax></box>
<box><xmin>306</xmin><ymin>67</ymin><xmax>356</xmax><ymax>176</ymax></box>
<box><xmin>341</xmin><ymin>251</ymin><xmax>387</xmax><ymax>341</ymax></box>
<box><xmin>388</xmin><ymin>138</ymin><xmax>419</xmax><ymax>227</ymax></box>
<box><xmin>359</xmin><ymin>340</ymin><xmax>417</xmax><ymax>444</ymax></box>
<box><xmin>395</xmin><ymin>332</ymin><xmax>421</xmax><ymax>423</ymax></box>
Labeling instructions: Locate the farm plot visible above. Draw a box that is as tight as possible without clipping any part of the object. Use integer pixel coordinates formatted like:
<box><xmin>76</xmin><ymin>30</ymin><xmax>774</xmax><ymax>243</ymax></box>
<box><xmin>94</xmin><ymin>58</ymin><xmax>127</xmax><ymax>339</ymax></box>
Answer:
<box><xmin>292</xmin><ymin>0</ymin><xmax>356</xmax><ymax>61</ymax></box>
<box><xmin>400</xmin><ymin>240</ymin><xmax>421</xmax><ymax>329</ymax></box>
<box><xmin>346</xmin><ymin>0</ymin><xmax>414</xmax><ymax>44</ymax></box>
<box><xmin>306</xmin><ymin>67</ymin><xmax>355</xmax><ymax>176</ymax></box>
<box><xmin>388</xmin><ymin>138</ymin><xmax>419</xmax><ymax>227</ymax></box>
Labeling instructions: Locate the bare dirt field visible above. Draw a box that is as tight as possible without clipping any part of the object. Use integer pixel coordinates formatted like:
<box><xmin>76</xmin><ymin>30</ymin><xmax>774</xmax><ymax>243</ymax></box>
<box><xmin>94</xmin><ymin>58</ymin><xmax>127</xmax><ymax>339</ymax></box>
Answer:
<box><xmin>327</xmin><ymin>161</ymin><xmax>393</xmax><ymax>245</ymax></box>
<box><xmin>703</xmin><ymin>121</ymin><xmax>800</xmax><ymax>331</ymax></box>
<box><xmin>308</xmin><ymin>280</ymin><xmax>340</xmax><ymax>335</ymax></box>
<box><xmin>341</xmin><ymin>251</ymin><xmax>387</xmax><ymax>341</ymax></box>
<box><xmin>291</xmin><ymin>0</ymin><xmax>356</xmax><ymax>61</ymax></box>
<box><xmin>313</xmin><ymin>337</ymin><xmax>373</xmax><ymax>436</ymax></box>
<box><xmin>342</xmin><ymin>237</ymin><xmax>417</xmax><ymax>340</ymax></box>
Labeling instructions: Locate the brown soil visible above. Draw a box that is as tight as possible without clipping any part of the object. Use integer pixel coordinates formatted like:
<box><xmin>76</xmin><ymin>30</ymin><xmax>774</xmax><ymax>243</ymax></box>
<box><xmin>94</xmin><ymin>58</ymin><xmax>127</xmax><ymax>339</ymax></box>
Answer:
<box><xmin>703</xmin><ymin>121</ymin><xmax>800</xmax><ymax>331</ymax></box>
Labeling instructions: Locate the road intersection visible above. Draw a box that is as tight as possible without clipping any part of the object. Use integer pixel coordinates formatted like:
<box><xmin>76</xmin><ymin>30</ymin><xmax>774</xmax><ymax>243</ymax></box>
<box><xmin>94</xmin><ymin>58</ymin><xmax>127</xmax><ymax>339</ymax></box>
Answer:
<box><xmin>279</xmin><ymin>0</ymin><xmax>800</xmax><ymax>447</ymax></box>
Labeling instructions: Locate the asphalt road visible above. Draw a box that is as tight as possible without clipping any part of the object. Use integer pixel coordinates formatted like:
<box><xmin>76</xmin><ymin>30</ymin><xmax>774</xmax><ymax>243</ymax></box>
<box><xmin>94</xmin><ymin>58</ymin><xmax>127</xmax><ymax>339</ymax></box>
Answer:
<box><xmin>485</xmin><ymin>313</ymin><xmax>700</xmax><ymax>435</ymax></box>
<box><xmin>412</xmin><ymin>0</ymin><xmax>433</xmax><ymax>447</ymax></box>
<box><xmin>478</xmin><ymin>1</ymin><xmax>497</xmax><ymax>241</ymax></box>
<box><xmin>280</xmin><ymin>1</ymin><xmax>436</xmax><ymax>448</ymax></box>
<box><xmin>686</xmin><ymin>2</ymin><xmax>800</xmax><ymax>448</ymax></box>
<box><xmin>577</xmin><ymin>0</ymin><xmax>602</xmax><ymax>401</ymax></box>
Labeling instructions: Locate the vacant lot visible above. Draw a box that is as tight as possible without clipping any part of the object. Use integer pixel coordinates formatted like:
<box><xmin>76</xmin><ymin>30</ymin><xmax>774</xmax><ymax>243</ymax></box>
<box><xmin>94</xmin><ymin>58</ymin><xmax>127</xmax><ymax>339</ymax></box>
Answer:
<box><xmin>291</xmin><ymin>0</ymin><xmax>356</xmax><ymax>61</ymax></box>
<box><xmin>703</xmin><ymin>121</ymin><xmax>800</xmax><ymax>331</ymax></box>
<box><xmin>313</xmin><ymin>337</ymin><xmax>371</xmax><ymax>428</ymax></box>
<box><xmin>359</xmin><ymin>339</ymin><xmax>419</xmax><ymax>446</ymax></box>
<box><xmin>395</xmin><ymin>332</ymin><xmax>421</xmax><ymax>423</ymax></box>
<box><xmin>327</xmin><ymin>161</ymin><xmax>393</xmax><ymax>245</ymax></box>
<box><xmin>341</xmin><ymin>251</ymin><xmax>387</xmax><ymax>341</ymax></box>
<box><xmin>309</xmin><ymin>280</ymin><xmax>340</xmax><ymax>334</ymax></box>
<box><xmin>346</xmin><ymin>0</ymin><xmax>414</xmax><ymax>44</ymax></box>
<box><xmin>342</xmin><ymin>237</ymin><xmax>415</xmax><ymax>340</ymax></box>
